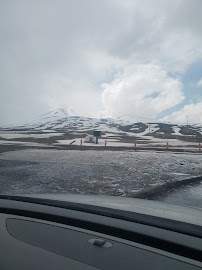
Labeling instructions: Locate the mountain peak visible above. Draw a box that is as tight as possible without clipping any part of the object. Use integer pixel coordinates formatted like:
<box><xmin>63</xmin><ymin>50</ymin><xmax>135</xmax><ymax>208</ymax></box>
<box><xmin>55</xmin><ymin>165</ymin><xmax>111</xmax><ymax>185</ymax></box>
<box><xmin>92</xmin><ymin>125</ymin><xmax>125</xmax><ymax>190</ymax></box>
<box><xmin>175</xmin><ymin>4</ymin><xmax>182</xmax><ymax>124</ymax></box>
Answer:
<box><xmin>30</xmin><ymin>107</ymin><xmax>77</xmax><ymax>125</ymax></box>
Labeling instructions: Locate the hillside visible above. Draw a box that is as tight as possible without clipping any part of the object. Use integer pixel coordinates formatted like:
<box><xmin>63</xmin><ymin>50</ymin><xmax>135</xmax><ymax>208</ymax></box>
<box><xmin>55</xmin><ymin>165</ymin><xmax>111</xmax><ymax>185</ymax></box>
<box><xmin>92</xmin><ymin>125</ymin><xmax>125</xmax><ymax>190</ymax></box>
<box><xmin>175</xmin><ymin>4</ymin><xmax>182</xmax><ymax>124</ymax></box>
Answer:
<box><xmin>3</xmin><ymin>108</ymin><xmax>202</xmax><ymax>139</ymax></box>
<box><xmin>0</xmin><ymin>108</ymin><xmax>202</xmax><ymax>153</ymax></box>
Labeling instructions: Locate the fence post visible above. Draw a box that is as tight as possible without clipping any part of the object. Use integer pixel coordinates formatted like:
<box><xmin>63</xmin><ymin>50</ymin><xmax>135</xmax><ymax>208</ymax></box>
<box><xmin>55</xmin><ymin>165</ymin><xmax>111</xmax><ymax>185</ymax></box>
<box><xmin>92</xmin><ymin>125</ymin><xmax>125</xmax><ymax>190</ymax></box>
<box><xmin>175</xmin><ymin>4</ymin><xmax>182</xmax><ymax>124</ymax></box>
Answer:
<box><xmin>199</xmin><ymin>143</ymin><xmax>201</xmax><ymax>152</ymax></box>
<box><xmin>105</xmin><ymin>140</ymin><xmax>107</xmax><ymax>147</ymax></box>
<box><xmin>80</xmin><ymin>139</ymin><xmax>82</xmax><ymax>146</ymax></box>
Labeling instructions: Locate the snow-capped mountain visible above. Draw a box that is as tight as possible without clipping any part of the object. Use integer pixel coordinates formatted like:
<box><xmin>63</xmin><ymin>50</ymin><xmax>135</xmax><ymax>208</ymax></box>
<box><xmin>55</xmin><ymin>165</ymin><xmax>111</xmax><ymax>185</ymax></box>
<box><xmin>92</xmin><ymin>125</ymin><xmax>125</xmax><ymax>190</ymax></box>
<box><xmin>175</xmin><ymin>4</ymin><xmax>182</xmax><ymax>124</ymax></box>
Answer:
<box><xmin>32</xmin><ymin>108</ymin><xmax>78</xmax><ymax>123</ymax></box>
<box><xmin>2</xmin><ymin>108</ymin><xmax>202</xmax><ymax>138</ymax></box>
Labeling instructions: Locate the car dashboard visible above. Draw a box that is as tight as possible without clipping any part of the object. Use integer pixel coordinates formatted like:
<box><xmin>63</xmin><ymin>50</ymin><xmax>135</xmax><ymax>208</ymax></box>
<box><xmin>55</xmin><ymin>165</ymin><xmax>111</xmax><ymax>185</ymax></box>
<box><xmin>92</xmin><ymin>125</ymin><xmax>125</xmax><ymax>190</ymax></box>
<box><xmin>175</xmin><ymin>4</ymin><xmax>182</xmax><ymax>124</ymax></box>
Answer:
<box><xmin>0</xmin><ymin>195</ymin><xmax>201</xmax><ymax>270</ymax></box>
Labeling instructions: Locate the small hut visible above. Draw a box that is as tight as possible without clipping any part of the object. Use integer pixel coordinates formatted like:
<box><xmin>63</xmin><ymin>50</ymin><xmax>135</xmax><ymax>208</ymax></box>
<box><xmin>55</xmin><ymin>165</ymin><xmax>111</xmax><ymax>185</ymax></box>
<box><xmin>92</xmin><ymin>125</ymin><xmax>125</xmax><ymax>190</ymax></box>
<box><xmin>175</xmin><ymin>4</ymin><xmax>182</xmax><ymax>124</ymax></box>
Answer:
<box><xmin>84</xmin><ymin>135</ymin><xmax>96</xmax><ymax>143</ymax></box>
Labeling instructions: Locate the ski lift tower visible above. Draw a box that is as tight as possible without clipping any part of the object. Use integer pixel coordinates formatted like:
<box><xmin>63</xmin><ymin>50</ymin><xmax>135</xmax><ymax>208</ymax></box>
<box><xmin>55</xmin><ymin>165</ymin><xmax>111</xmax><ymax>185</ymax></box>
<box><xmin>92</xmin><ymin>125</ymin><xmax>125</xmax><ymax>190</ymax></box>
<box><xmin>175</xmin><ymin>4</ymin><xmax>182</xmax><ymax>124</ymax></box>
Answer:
<box><xmin>93</xmin><ymin>131</ymin><xmax>101</xmax><ymax>144</ymax></box>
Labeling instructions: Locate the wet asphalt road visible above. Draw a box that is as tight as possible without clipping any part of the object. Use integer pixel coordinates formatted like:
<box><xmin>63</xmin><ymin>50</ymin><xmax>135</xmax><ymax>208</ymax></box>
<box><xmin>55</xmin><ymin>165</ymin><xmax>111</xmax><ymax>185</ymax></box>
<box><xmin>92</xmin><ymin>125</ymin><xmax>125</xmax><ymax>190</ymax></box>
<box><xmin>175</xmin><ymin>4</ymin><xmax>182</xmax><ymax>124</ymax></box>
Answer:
<box><xmin>154</xmin><ymin>181</ymin><xmax>202</xmax><ymax>208</ymax></box>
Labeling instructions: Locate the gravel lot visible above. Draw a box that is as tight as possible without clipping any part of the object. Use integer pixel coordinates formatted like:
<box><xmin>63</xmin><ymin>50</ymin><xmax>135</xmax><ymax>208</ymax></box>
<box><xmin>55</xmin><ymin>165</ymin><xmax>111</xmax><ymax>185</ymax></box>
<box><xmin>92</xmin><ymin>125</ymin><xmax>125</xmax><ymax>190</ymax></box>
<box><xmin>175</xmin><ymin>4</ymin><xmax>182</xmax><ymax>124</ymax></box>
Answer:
<box><xmin>0</xmin><ymin>148</ymin><xmax>202</xmax><ymax>199</ymax></box>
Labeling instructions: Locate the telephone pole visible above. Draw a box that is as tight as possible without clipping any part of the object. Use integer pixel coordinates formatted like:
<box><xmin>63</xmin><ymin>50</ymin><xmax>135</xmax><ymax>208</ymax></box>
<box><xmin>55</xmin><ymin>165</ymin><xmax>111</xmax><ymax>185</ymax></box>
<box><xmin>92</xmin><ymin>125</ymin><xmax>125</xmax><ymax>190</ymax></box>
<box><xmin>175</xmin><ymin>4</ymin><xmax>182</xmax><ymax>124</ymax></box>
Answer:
<box><xmin>163</xmin><ymin>121</ymin><xmax>165</xmax><ymax>138</ymax></box>
<box><xmin>186</xmin><ymin>115</ymin><xmax>188</xmax><ymax>139</ymax></box>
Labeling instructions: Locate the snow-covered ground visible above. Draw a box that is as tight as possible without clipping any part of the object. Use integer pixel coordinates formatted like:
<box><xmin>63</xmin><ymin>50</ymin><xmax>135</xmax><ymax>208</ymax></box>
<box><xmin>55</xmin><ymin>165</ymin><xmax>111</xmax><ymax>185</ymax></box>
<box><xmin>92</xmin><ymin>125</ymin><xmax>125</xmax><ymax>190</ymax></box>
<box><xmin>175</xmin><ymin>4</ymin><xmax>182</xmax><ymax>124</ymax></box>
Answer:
<box><xmin>0</xmin><ymin>149</ymin><xmax>201</xmax><ymax>196</ymax></box>
<box><xmin>0</xmin><ymin>132</ymin><xmax>64</xmax><ymax>139</ymax></box>
<box><xmin>1</xmin><ymin>108</ymin><xmax>202</xmax><ymax>152</ymax></box>
<box><xmin>0</xmin><ymin>140</ymin><xmax>49</xmax><ymax>147</ymax></box>
<box><xmin>172</xmin><ymin>126</ymin><xmax>182</xmax><ymax>136</ymax></box>
<box><xmin>55</xmin><ymin>138</ymin><xmax>134</xmax><ymax>147</ymax></box>
<box><xmin>4</xmin><ymin>108</ymin><xmax>202</xmax><ymax>141</ymax></box>
<box><xmin>54</xmin><ymin>136</ymin><xmax>200</xmax><ymax>151</ymax></box>
<box><xmin>0</xmin><ymin>130</ymin><xmax>200</xmax><ymax>151</ymax></box>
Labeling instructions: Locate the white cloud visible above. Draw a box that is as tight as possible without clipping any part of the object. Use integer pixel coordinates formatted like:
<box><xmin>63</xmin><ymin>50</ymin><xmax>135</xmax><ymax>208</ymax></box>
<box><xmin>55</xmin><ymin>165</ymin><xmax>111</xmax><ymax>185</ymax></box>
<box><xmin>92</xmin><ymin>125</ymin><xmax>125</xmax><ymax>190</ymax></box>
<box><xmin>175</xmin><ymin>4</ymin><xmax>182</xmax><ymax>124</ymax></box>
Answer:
<box><xmin>42</xmin><ymin>73</ymin><xmax>102</xmax><ymax>116</ymax></box>
<box><xmin>161</xmin><ymin>102</ymin><xmax>202</xmax><ymax>124</ymax></box>
<box><xmin>108</xmin><ymin>0</ymin><xmax>202</xmax><ymax>73</ymax></box>
<box><xmin>197</xmin><ymin>77</ymin><xmax>202</xmax><ymax>87</ymax></box>
<box><xmin>101</xmin><ymin>64</ymin><xmax>184</xmax><ymax>120</ymax></box>
<box><xmin>1</xmin><ymin>0</ymin><xmax>202</xmax><ymax>124</ymax></box>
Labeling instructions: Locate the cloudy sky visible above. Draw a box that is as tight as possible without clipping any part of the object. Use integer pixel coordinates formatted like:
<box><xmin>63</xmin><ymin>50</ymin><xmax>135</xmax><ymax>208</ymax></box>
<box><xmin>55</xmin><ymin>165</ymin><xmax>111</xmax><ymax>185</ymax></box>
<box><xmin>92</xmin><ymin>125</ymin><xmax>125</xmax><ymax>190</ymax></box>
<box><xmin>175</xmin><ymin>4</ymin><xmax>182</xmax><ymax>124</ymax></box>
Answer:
<box><xmin>1</xmin><ymin>0</ymin><xmax>202</xmax><ymax>125</ymax></box>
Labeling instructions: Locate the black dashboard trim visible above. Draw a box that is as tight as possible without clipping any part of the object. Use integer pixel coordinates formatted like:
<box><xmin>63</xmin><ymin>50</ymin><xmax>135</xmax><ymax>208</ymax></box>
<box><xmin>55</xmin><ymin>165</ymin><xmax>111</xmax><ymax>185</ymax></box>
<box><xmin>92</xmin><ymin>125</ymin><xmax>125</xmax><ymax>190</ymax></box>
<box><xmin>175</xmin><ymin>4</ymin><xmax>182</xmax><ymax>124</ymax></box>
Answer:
<box><xmin>0</xmin><ymin>195</ymin><xmax>201</xmax><ymax>238</ymax></box>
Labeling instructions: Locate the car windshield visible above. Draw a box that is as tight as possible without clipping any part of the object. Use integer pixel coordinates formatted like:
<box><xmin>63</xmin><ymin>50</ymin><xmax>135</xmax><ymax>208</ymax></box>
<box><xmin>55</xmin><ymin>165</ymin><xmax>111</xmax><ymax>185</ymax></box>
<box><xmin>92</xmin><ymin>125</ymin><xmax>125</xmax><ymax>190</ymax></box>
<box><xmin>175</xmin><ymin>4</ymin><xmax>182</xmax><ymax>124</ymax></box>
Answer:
<box><xmin>0</xmin><ymin>0</ymin><xmax>202</xmax><ymax>212</ymax></box>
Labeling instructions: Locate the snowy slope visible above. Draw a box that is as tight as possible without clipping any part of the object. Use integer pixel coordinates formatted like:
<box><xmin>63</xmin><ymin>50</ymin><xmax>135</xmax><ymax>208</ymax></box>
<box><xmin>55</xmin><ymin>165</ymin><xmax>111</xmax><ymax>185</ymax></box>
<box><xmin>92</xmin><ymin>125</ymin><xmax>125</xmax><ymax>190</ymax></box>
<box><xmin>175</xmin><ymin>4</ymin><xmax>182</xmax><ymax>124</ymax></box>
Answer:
<box><xmin>31</xmin><ymin>108</ymin><xmax>77</xmax><ymax>124</ymax></box>
<box><xmin>2</xmin><ymin>108</ymin><xmax>202</xmax><ymax>139</ymax></box>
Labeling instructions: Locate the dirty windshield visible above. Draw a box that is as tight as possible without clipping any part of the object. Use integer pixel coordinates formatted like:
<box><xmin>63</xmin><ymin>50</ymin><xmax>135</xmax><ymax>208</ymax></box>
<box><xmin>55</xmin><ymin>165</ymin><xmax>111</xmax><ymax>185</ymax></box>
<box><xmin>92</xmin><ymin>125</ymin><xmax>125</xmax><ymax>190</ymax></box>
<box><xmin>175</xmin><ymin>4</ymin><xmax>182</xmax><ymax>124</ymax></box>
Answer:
<box><xmin>0</xmin><ymin>0</ymin><xmax>202</xmax><ymax>209</ymax></box>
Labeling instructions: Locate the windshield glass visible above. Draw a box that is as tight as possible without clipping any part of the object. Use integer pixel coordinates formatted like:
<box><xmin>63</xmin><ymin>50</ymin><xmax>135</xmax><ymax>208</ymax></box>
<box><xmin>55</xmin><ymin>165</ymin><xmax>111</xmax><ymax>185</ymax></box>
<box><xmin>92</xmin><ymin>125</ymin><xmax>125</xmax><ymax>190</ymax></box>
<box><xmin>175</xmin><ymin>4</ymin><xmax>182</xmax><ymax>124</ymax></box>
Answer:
<box><xmin>0</xmin><ymin>0</ymin><xmax>202</xmax><ymax>213</ymax></box>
